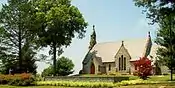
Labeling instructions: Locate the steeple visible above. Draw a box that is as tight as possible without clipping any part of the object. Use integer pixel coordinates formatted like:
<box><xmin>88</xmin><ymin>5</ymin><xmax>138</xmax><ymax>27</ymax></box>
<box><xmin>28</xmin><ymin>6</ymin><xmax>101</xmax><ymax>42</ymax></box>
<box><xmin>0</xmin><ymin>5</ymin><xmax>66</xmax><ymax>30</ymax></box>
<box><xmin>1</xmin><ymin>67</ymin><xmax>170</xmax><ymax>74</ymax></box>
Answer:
<box><xmin>88</xmin><ymin>25</ymin><xmax>97</xmax><ymax>50</ymax></box>
<box><xmin>93</xmin><ymin>25</ymin><xmax>95</xmax><ymax>31</ymax></box>
<box><xmin>121</xmin><ymin>41</ymin><xmax>124</xmax><ymax>46</ymax></box>
<box><xmin>142</xmin><ymin>31</ymin><xmax>152</xmax><ymax>57</ymax></box>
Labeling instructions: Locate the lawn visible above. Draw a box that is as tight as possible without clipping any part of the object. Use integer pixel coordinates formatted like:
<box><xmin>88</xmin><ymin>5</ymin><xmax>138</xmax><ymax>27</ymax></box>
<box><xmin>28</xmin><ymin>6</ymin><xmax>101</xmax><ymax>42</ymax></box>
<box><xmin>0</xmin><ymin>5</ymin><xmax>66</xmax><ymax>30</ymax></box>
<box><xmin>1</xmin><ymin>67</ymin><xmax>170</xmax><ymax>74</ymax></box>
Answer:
<box><xmin>1</xmin><ymin>74</ymin><xmax>175</xmax><ymax>88</ymax></box>
<box><xmin>1</xmin><ymin>83</ymin><xmax>175</xmax><ymax>88</ymax></box>
<box><xmin>118</xmin><ymin>83</ymin><xmax>175</xmax><ymax>88</ymax></box>
<box><xmin>0</xmin><ymin>85</ymin><xmax>78</xmax><ymax>88</ymax></box>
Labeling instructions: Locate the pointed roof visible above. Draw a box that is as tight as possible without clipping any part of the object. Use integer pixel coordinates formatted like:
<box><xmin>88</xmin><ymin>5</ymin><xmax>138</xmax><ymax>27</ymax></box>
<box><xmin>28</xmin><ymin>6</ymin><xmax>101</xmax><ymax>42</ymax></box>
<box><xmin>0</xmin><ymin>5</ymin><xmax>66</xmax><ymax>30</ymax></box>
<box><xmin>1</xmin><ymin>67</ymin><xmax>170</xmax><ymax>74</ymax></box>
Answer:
<box><xmin>88</xmin><ymin>25</ymin><xmax>97</xmax><ymax>50</ymax></box>
<box><xmin>87</xmin><ymin>38</ymin><xmax>158</xmax><ymax>62</ymax></box>
<box><xmin>142</xmin><ymin>31</ymin><xmax>152</xmax><ymax>57</ymax></box>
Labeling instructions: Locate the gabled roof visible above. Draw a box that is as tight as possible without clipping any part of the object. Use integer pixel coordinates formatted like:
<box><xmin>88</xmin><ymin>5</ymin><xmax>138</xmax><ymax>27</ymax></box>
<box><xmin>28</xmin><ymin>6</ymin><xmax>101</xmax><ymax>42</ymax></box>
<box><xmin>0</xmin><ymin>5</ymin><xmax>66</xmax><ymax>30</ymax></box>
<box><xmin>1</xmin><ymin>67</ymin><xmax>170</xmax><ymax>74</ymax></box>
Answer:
<box><xmin>114</xmin><ymin>42</ymin><xmax>131</xmax><ymax>59</ymax></box>
<box><xmin>89</xmin><ymin>38</ymin><xmax>159</xmax><ymax>62</ymax></box>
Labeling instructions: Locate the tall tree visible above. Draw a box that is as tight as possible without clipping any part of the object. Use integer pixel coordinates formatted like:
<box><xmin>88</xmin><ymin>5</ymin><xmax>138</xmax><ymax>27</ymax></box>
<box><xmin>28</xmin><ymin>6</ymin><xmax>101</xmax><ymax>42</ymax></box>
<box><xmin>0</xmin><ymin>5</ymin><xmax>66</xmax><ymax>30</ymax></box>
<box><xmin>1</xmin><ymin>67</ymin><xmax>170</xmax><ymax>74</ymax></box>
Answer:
<box><xmin>155</xmin><ymin>17</ymin><xmax>175</xmax><ymax>73</ymax></box>
<box><xmin>0</xmin><ymin>0</ymin><xmax>39</xmax><ymax>73</ymax></box>
<box><xmin>134</xmin><ymin>0</ymin><xmax>175</xmax><ymax>80</ymax></box>
<box><xmin>89</xmin><ymin>25</ymin><xmax>97</xmax><ymax>50</ymax></box>
<box><xmin>34</xmin><ymin>0</ymin><xmax>88</xmax><ymax>76</ymax></box>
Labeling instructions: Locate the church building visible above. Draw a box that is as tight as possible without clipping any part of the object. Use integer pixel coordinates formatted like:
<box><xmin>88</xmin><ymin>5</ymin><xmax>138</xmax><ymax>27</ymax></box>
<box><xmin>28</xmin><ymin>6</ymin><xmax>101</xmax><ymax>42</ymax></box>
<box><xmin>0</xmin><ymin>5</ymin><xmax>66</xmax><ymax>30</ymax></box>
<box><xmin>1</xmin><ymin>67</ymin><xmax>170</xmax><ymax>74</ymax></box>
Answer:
<box><xmin>81</xmin><ymin>25</ymin><xmax>169</xmax><ymax>75</ymax></box>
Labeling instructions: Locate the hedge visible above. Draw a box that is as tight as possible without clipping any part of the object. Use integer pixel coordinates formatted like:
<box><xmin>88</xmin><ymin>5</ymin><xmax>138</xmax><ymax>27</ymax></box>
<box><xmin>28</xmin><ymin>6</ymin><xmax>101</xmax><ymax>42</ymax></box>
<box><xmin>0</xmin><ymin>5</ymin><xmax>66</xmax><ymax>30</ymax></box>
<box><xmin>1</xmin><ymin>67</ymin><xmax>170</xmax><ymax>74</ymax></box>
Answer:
<box><xmin>0</xmin><ymin>73</ymin><xmax>35</xmax><ymax>86</ymax></box>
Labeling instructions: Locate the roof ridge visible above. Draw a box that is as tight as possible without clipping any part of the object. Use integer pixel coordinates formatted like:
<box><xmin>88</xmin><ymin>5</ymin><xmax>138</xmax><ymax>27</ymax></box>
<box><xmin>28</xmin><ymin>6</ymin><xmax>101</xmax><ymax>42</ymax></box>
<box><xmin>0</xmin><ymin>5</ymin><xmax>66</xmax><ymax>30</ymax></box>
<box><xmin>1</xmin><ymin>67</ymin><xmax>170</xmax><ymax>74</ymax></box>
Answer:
<box><xmin>96</xmin><ymin>38</ymin><xmax>148</xmax><ymax>45</ymax></box>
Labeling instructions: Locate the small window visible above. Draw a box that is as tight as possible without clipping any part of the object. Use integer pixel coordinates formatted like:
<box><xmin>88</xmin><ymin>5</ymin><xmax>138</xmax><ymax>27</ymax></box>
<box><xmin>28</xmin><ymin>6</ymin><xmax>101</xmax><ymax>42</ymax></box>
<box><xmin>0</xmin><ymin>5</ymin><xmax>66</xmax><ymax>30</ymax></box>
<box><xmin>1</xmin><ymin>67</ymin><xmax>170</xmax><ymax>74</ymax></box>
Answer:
<box><xmin>109</xmin><ymin>64</ymin><xmax>111</xmax><ymax>71</ymax></box>
<box><xmin>119</xmin><ymin>57</ymin><xmax>121</xmax><ymax>71</ymax></box>
<box><xmin>135</xmin><ymin>65</ymin><xmax>137</xmax><ymax>70</ymax></box>
<box><xmin>98</xmin><ymin>65</ymin><xmax>100</xmax><ymax>71</ymax></box>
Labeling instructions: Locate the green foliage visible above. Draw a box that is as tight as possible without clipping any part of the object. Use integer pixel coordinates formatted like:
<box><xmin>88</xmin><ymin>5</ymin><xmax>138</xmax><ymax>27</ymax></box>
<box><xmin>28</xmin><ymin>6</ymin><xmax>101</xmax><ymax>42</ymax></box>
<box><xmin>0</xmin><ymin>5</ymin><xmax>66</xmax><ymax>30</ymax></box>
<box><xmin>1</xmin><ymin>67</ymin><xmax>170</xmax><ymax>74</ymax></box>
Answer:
<box><xmin>134</xmin><ymin>0</ymin><xmax>175</xmax><ymax>80</ymax></box>
<box><xmin>134</xmin><ymin>0</ymin><xmax>175</xmax><ymax>66</ymax></box>
<box><xmin>117</xmin><ymin>79</ymin><xmax>158</xmax><ymax>86</ymax></box>
<box><xmin>41</xmin><ymin>66</ymin><xmax>53</xmax><ymax>77</ymax></box>
<box><xmin>0</xmin><ymin>0</ymin><xmax>39</xmax><ymax>74</ymax></box>
<box><xmin>155</xmin><ymin>22</ymin><xmax>175</xmax><ymax>70</ymax></box>
<box><xmin>36</xmin><ymin>77</ymin><xmax>173</xmax><ymax>87</ymax></box>
<box><xmin>134</xmin><ymin>0</ymin><xmax>175</xmax><ymax>24</ymax></box>
<box><xmin>154</xmin><ymin>59</ymin><xmax>162</xmax><ymax>75</ymax></box>
<box><xmin>36</xmin><ymin>81</ymin><xmax>115</xmax><ymax>88</ymax></box>
<box><xmin>0</xmin><ymin>73</ymin><xmax>35</xmax><ymax>86</ymax></box>
<box><xmin>56</xmin><ymin>56</ymin><xmax>74</xmax><ymax>76</ymax></box>
<box><xmin>34</xmin><ymin>0</ymin><xmax>88</xmax><ymax>76</ymax></box>
<box><xmin>42</xmin><ymin>56</ymin><xmax>74</xmax><ymax>76</ymax></box>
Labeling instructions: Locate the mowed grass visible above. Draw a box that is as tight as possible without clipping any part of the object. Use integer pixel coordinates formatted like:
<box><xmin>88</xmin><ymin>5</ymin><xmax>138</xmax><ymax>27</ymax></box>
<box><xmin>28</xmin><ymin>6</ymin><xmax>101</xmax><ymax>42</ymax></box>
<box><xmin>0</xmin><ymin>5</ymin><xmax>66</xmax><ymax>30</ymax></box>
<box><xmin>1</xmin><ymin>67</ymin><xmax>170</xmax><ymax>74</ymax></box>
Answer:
<box><xmin>148</xmin><ymin>74</ymin><xmax>175</xmax><ymax>81</ymax></box>
<box><xmin>0</xmin><ymin>85</ymin><xmax>78</xmax><ymax>88</ymax></box>
<box><xmin>1</xmin><ymin>83</ymin><xmax>175</xmax><ymax>88</ymax></box>
<box><xmin>118</xmin><ymin>83</ymin><xmax>175</xmax><ymax>88</ymax></box>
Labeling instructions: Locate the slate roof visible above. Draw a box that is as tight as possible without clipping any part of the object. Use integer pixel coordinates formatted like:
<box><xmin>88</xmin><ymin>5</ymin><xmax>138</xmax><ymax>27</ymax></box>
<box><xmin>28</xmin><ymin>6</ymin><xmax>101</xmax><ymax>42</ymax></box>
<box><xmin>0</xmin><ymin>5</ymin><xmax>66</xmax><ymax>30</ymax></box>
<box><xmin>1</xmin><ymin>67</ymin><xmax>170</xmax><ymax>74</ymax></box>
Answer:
<box><xmin>88</xmin><ymin>38</ymin><xmax>159</xmax><ymax>62</ymax></box>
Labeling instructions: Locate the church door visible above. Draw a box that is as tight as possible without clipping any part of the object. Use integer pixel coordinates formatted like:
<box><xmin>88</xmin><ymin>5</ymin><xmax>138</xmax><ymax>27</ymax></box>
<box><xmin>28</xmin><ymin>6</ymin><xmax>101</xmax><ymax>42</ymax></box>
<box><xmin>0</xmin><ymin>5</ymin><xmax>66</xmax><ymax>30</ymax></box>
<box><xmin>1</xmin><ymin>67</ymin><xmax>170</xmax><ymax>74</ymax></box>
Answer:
<box><xmin>90</xmin><ymin>63</ymin><xmax>95</xmax><ymax>74</ymax></box>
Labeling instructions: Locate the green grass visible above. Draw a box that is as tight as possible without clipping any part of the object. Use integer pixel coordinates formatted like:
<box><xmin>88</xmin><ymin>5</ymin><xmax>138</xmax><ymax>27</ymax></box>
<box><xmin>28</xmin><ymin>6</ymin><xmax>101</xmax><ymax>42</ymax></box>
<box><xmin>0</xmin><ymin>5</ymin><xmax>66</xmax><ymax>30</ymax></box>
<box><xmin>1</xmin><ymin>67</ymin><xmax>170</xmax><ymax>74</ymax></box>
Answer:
<box><xmin>1</xmin><ymin>83</ymin><xmax>175</xmax><ymax>88</ymax></box>
<box><xmin>147</xmin><ymin>74</ymin><xmax>175</xmax><ymax>81</ymax></box>
<box><xmin>79</xmin><ymin>74</ymin><xmax>139</xmax><ymax>80</ymax></box>
<box><xmin>1</xmin><ymin>74</ymin><xmax>175</xmax><ymax>88</ymax></box>
<box><xmin>117</xmin><ymin>83</ymin><xmax>175</xmax><ymax>88</ymax></box>
<box><xmin>0</xmin><ymin>85</ymin><xmax>78</xmax><ymax>88</ymax></box>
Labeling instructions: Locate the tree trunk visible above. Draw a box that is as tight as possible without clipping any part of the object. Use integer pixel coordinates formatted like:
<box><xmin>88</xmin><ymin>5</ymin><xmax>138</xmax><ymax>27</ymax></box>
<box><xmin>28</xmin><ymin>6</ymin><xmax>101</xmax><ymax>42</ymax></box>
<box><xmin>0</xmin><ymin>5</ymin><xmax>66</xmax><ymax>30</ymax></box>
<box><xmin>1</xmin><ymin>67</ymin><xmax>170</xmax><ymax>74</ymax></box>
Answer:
<box><xmin>18</xmin><ymin>25</ymin><xmax>22</xmax><ymax>73</ymax></box>
<box><xmin>53</xmin><ymin>42</ymin><xmax>57</xmax><ymax>76</ymax></box>
<box><xmin>169</xmin><ymin>15</ymin><xmax>173</xmax><ymax>81</ymax></box>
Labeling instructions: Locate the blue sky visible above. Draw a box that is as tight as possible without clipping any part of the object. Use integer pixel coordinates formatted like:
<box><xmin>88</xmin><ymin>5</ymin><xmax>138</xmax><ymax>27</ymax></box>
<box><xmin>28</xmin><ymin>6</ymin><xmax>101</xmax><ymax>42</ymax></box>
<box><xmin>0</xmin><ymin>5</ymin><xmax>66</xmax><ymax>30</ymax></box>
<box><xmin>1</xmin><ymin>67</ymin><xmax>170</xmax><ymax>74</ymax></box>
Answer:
<box><xmin>0</xmin><ymin>0</ymin><xmax>158</xmax><ymax>74</ymax></box>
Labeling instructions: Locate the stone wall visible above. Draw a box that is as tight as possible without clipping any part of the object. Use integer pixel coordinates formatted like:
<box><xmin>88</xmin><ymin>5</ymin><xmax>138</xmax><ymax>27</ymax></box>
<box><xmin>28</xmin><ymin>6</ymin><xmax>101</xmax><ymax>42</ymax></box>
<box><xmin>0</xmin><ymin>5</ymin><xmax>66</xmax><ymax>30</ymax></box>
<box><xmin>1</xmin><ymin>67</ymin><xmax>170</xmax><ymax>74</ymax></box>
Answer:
<box><xmin>115</xmin><ymin>45</ymin><xmax>131</xmax><ymax>73</ymax></box>
<box><xmin>44</xmin><ymin>76</ymin><xmax>129</xmax><ymax>82</ymax></box>
<box><xmin>103</xmin><ymin>62</ymin><xmax>116</xmax><ymax>74</ymax></box>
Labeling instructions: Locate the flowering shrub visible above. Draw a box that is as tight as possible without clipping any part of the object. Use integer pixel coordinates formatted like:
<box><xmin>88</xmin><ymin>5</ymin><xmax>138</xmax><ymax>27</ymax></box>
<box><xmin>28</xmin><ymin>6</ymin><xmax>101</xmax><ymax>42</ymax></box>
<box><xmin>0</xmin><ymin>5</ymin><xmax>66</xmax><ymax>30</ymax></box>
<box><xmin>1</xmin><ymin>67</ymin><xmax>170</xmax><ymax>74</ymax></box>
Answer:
<box><xmin>36</xmin><ymin>81</ymin><xmax>116</xmax><ymax>87</ymax></box>
<box><xmin>134</xmin><ymin>57</ymin><xmax>153</xmax><ymax>79</ymax></box>
<box><xmin>117</xmin><ymin>79</ymin><xmax>159</xmax><ymax>86</ymax></box>
<box><xmin>36</xmin><ymin>80</ymin><xmax>161</xmax><ymax>87</ymax></box>
<box><xmin>0</xmin><ymin>73</ymin><xmax>35</xmax><ymax>86</ymax></box>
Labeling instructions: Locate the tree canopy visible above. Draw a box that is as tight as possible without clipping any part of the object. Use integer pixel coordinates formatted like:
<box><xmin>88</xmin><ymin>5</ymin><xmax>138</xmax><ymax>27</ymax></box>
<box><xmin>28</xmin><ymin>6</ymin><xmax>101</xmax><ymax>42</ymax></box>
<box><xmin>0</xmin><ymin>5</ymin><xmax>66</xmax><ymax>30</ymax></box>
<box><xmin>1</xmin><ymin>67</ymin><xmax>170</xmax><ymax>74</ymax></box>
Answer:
<box><xmin>134</xmin><ymin>0</ymin><xmax>175</xmax><ymax>80</ymax></box>
<box><xmin>0</xmin><ymin>0</ymin><xmax>87</xmax><ymax>75</ymax></box>
<box><xmin>34</xmin><ymin>0</ymin><xmax>88</xmax><ymax>76</ymax></box>
<box><xmin>42</xmin><ymin>56</ymin><xmax>74</xmax><ymax>76</ymax></box>
<box><xmin>0</xmin><ymin>0</ymin><xmax>38</xmax><ymax>74</ymax></box>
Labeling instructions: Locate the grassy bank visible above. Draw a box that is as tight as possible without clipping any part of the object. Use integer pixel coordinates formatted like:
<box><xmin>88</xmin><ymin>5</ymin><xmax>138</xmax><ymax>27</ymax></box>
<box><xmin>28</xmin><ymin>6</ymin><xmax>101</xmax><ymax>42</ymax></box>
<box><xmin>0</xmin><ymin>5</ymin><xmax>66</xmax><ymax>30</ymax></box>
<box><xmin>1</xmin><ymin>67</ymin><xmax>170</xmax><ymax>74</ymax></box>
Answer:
<box><xmin>1</xmin><ymin>83</ymin><xmax>175</xmax><ymax>88</ymax></box>
<box><xmin>1</xmin><ymin>74</ymin><xmax>175</xmax><ymax>88</ymax></box>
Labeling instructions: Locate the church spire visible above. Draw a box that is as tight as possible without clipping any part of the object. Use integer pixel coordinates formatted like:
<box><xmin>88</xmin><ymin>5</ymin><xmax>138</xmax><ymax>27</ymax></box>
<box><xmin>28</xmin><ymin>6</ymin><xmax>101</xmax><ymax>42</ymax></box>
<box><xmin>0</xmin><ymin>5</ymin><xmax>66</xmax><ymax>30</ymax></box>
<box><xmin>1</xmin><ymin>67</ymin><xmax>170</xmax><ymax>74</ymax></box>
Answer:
<box><xmin>88</xmin><ymin>25</ymin><xmax>97</xmax><ymax>50</ymax></box>
<box><xmin>142</xmin><ymin>31</ymin><xmax>152</xmax><ymax>57</ymax></box>
<box><xmin>121</xmin><ymin>41</ymin><xmax>124</xmax><ymax>46</ymax></box>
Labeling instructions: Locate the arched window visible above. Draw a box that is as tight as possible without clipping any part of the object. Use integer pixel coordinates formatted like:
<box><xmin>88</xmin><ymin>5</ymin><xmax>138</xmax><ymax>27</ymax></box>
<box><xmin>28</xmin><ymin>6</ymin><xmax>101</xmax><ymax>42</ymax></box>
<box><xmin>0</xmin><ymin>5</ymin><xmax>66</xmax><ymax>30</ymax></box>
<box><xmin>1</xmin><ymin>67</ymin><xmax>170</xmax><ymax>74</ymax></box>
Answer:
<box><xmin>109</xmin><ymin>64</ymin><xmax>111</xmax><ymax>71</ymax></box>
<box><xmin>98</xmin><ymin>65</ymin><xmax>100</xmax><ymax>71</ymax></box>
<box><xmin>121</xmin><ymin>55</ymin><xmax>123</xmax><ymax>70</ymax></box>
<box><xmin>119</xmin><ymin>57</ymin><xmax>121</xmax><ymax>71</ymax></box>
<box><xmin>119</xmin><ymin>55</ymin><xmax>127</xmax><ymax>71</ymax></box>
<box><xmin>124</xmin><ymin>57</ymin><xmax>126</xmax><ymax>70</ymax></box>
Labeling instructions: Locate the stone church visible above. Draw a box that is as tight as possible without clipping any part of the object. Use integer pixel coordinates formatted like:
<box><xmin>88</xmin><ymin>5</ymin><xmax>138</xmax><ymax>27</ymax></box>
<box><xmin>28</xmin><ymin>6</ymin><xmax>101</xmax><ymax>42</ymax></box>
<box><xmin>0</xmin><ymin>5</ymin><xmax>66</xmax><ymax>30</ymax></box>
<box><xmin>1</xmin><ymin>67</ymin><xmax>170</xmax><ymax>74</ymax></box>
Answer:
<box><xmin>81</xmin><ymin>26</ymin><xmax>169</xmax><ymax>75</ymax></box>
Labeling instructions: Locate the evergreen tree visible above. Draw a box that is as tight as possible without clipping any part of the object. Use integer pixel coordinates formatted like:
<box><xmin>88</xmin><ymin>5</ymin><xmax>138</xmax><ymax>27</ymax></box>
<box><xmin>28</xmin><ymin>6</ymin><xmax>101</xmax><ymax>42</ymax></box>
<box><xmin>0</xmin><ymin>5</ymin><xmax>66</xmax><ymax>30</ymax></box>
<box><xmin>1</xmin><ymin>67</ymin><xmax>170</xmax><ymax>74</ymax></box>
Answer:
<box><xmin>0</xmin><ymin>0</ymin><xmax>39</xmax><ymax>74</ymax></box>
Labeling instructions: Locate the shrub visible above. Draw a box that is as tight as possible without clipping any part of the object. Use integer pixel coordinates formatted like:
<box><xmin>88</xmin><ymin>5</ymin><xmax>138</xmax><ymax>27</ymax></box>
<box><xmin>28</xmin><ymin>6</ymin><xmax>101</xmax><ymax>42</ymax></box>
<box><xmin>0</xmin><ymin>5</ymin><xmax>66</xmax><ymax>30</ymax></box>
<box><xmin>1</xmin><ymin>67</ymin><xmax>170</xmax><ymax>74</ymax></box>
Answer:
<box><xmin>134</xmin><ymin>57</ymin><xmax>153</xmax><ymax>80</ymax></box>
<box><xmin>36</xmin><ymin>81</ymin><xmax>116</xmax><ymax>88</ymax></box>
<box><xmin>133</xmin><ymin>71</ymin><xmax>138</xmax><ymax>76</ymax></box>
<box><xmin>0</xmin><ymin>73</ymin><xmax>35</xmax><ymax>86</ymax></box>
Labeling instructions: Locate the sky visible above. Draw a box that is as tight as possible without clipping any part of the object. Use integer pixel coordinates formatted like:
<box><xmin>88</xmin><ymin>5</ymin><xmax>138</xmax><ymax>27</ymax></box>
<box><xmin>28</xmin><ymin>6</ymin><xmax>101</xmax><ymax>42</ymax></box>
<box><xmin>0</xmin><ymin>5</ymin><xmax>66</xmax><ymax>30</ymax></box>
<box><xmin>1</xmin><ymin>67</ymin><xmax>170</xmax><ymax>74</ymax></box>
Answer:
<box><xmin>0</xmin><ymin>0</ymin><xmax>158</xmax><ymax>74</ymax></box>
